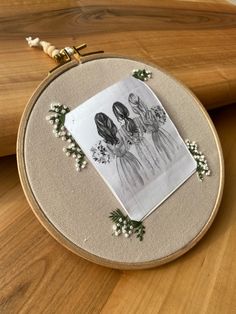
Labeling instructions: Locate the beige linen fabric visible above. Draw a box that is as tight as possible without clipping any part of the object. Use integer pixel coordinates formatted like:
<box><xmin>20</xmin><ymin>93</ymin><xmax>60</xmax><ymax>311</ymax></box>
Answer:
<box><xmin>24</xmin><ymin>57</ymin><xmax>222</xmax><ymax>264</ymax></box>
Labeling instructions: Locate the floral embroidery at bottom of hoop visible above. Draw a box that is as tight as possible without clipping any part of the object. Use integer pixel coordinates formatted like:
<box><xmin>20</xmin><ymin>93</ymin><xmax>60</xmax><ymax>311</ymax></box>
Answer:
<box><xmin>109</xmin><ymin>209</ymin><xmax>146</xmax><ymax>241</ymax></box>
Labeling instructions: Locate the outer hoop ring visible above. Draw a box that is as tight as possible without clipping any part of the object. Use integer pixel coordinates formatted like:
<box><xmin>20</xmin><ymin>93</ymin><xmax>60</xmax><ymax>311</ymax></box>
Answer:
<box><xmin>17</xmin><ymin>54</ymin><xmax>224</xmax><ymax>269</ymax></box>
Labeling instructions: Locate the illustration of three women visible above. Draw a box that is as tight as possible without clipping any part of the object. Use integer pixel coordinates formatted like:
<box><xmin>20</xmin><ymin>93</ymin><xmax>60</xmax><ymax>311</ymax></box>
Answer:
<box><xmin>94</xmin><ymin>93</ymin><xmax>178</xmax><ymax>192</ymax></box>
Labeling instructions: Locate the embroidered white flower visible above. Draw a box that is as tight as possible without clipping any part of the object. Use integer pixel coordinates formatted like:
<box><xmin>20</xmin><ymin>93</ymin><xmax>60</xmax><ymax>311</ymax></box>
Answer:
<box><xmin>46</xmin><ymin>103</ymin><xmax>87</xmax><ymax>172</ymax></box>
<box><xmin>185</xmin><ymin>139</ymin><xmax>211</xmax><ymax>181</ymax></box>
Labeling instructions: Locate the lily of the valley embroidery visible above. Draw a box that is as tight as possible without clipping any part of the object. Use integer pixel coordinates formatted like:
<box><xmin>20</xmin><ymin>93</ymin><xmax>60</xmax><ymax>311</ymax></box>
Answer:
<box><xmin>109</xmin><ymin>209</ymin><xmax>146</xmax><ymax>241</ymax></box>
<box><xmin>185</xmin><ymin>139</ymin><xmax>211</xmax><ymax>181</ymax></box>
<box><xmin>46</xmin><ymin>103</ymin><xmax>87</xmax><ymax>171</ymax></box>
<box><xmin>132</xmin><ymin>69</ymin><xmax>152</xmax><ymax>81</ymax></box>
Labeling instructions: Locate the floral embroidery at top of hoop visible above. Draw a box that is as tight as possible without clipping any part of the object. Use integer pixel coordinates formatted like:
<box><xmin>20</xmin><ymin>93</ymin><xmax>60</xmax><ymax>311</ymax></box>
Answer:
<box><xmin>132</xmin><ymin>69</ymin><xmax>152</xmax><ymax>81</ymax></box>
<box><xmin>46</xmin><ymin>103</ymin><xmax>87</xmax><ymax>171</ymax></box>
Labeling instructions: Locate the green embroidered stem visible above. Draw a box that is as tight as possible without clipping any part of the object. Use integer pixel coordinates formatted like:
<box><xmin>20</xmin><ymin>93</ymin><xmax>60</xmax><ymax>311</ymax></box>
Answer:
<box><xmin>132</xmin><ymin>69</ymin><xmax>152</xmax><ymax>81</ymax></box>
<box><xmin>46</xmin><ymin>103</ymin><xmax>87</xmax><ymax>171</ymax></box>
<box><xmin>109</xmin><ymin>209</ymin><xmax>146</xmax><ymax>241</ymax></box>
<box><xmin>185</xmin><ymin>139</ymin><xmax>211</xmax><ymax>181</ymax></box>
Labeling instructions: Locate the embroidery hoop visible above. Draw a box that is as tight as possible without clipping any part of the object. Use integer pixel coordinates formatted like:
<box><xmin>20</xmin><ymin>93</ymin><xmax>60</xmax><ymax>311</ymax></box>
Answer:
<box><xmin>17</xmin><ymin>54</ymin><xmax>224</xmax><ymax>269</ymax></box>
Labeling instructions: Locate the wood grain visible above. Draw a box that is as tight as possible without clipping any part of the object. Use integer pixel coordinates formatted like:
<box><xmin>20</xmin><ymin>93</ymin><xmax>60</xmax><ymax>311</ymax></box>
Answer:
<box><xmin>1</xmin><ymin>0</ymin><xmax>236</xmax><ymax>156</ymax></box>
<box><xmin>1</xmin><ymin>103</ymin><xmax>235</xmax><ymax>313</ymax></box>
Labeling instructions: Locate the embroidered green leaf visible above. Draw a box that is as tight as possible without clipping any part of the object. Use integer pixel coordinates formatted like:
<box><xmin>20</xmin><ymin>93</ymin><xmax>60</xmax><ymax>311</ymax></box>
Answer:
<box><xmin>46</xmin><ymin>103</ymin><xmax>87</xmax><ymax>171</ymax></box>
<box><xmin>132</xmin><ymin>69</ymin><xmax>152</xmax><ymax>81</ymax></box>
<box><xmin>109</xmin><ymin>208</ymin><xmax>145</xmax><ymax>241</ymax></box>
<box><xmin>185</xmin><ymin>139</ymin><xmax>211</xmax><ymax>181</ymax></box>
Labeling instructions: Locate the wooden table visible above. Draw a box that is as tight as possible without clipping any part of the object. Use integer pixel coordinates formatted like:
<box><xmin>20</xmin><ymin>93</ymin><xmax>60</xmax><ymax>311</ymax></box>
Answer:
<box><xmin>1</xmin><ymin>0</ymin><xmax>236</xmax><ymax>156</ymax></box>
<box><xmin>1</xmin><ymin>1</ymin><xmax>236</xmax><ymax>313</ymax></box>
<box><xmin>1</xmin><ymin>104</ymin><xmax>236</xmax><ymax>313</ymax></box>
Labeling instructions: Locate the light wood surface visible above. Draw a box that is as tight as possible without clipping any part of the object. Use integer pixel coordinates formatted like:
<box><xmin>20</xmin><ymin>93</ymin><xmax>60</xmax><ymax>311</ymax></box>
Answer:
<box><xmin>1</xmin><ymin>0</ymin><xmax>236</xmax><ymax>156</ymax></box>
<box><xmin>1</xmin><ymin>103</ymin><xmax>235</xmax><ymax>313</ymax></box>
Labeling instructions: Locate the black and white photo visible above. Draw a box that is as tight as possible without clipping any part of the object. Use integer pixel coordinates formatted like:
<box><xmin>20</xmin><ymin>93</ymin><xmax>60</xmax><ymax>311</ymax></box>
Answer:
<box><xmin>65</xmin><ymin>77</ymin><xmax>197</xmax><ymax>221</ymax></box>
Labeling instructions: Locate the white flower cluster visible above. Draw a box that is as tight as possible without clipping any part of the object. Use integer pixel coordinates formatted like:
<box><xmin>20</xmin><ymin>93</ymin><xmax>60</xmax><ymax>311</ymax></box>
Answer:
<box><xmin>46</xmin><ymin>103</ymin><xmax>87</xmax><ymax>171</ymax></box>
<box><xmin>110</xmin><ymin>209</ymin><xmax>145</xmax><ymax>241</ymax></box>
<box><xmin>132</xmin><ymin>69</ymin><xmax>152</xmax><ymax>81</ymax></box>
<box><xmin>185</xmin><ymin>139</ymin><xmax>211</xmax><ymax>181</ymax></box>
<box><xmin>112</xmin><ymin>217</ymin><xmax>134</xmax><ymax>238</ymax></box>
<box><xmin>63</xmin><ymin>142</ymin><xmax>87</xmax><ymax>171</ymax></box>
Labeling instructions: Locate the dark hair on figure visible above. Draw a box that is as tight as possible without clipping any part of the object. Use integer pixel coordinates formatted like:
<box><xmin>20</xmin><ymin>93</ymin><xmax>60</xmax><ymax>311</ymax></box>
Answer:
<box><xmin>112</xmin><ymin>102</ymin><xmax>138</xmax><ymax>136</ymax></box>
<box><xmin>94</xmin><ymin>112</ymin><xmax>119</xmax><ymax>145</ymax></box>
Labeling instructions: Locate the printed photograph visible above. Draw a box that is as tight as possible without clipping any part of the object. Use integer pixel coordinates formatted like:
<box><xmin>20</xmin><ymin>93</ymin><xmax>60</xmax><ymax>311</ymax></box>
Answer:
<box><xmin>65</xmin><ymin>77</ymin><xmax>197</xmax><ymax>221</ymax></box>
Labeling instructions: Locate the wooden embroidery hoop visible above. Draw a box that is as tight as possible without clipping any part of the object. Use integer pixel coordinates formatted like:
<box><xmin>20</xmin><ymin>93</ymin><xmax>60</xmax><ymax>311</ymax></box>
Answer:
<box><xmin>17</xmin><ymin>54</ymin><xmax>224</xmax><ymax>269</ymax></box>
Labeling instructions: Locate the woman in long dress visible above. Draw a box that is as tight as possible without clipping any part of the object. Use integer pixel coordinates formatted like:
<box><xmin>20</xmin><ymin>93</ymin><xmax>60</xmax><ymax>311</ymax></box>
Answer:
<box><xmin>94</xmin><ymin>112</ymin><xmax>145</xmax><ymax>191</ymax></box>
<box><xmin>112</xmin><ymin>101</ymin><xmax>160</xmax><ymax>175</ymax></box>
<box><xmin>128</xmin><ymin>93</ymin><xmax>178</xmax><ymax>164</ymax></box>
